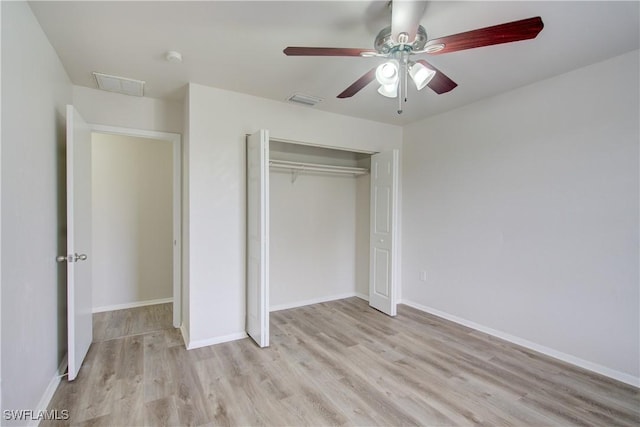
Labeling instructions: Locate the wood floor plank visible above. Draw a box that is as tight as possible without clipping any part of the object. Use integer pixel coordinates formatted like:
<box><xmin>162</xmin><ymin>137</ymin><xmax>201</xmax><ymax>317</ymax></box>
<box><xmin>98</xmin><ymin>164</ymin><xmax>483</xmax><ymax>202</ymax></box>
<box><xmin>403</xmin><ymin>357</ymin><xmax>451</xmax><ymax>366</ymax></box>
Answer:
<box><xmin>142</xmin><ymin>331</ymin><xmax>174</xmax><ymax>403</ymax></box>
<box><xmin>165</xmin><ymin>345</ymin><xmax>210</xmax><ymax>426</ymax></box>
<box><xmin>47</xmin><ymin>298</ymin><xmax>639</xmax><ymax>426</ymax></box>
<box><xmin>194</xmin><ymin>360</ymin><xmax>243</xmax><ymax>426</ymax></box>
<box><xmin>73</xmin><ymin>339</ymin><xmax>122</xmax><ymax>423</ymax></box>
<box><xmin>144</xmin><ymin>396</ymin><xmax>181</xmax><ymax>427</ymax></box>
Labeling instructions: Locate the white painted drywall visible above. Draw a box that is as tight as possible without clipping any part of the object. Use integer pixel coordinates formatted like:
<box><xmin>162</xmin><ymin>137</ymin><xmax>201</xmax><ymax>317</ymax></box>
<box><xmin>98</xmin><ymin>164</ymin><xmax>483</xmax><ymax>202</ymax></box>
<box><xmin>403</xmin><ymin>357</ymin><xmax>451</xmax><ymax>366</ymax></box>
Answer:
<box><xmin>185</xmin><ymin>83</ymin><xmax>402</xmax><ymax>346</ymax></box>
<box><xmin>1</xmin><ymin>0</ymin><xmax>72</xmax><ymax>418</ymax></box>
<box><xmin>402</xmin><ymin>50</ymin><xmax>639</xmax><ymax>382</ymax></box>
<box><xmin>355</xmin><ymin>174</ymin><xmax>371</xmax><ymax>298</ymax></box>
<box><xmin>0</xmin><ymin>1</ymin><xmax>3</xmax><ymax>412</ymax></box>
<box><xmin>269</xmin><ymin>171</ymin><xmax>357</xmax><ymax>310</ymax></box>
<box><xmin>91</xmin><ymin>133</ymin><xmax>173</xmax><ymax>310</ymax></box>
<box><xmin>72</xmin><ymin>85</ymin><xmax>183</xmax><ymax>134</ymax></box>
<box><xmin>181</xmin><ymin>90</ymin><xmax>191</xmax><ymax>342</ymax></box>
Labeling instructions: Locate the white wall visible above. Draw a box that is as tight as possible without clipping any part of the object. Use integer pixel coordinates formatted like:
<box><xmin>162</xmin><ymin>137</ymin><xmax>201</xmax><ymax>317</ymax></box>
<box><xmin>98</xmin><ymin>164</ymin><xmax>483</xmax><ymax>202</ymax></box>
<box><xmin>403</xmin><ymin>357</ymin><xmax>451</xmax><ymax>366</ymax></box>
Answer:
<box><xmin>181</xmin><ymin>89</ymin><xmax>191</xmax><ymax>341</ymax></box>
<box><xmin>72</xmin><ymin>86</ymin><xmax>183</xmax><ymax>134</ymax></box>
<box><xmin>185</xmin><ymin>83</ymin><xmax>402</xmax><ymax>347</ymax></box>
<box><xmin>1</xmin><ymin>1</ymin><xmax>72</xmax><ymax>419</ymax></box>
<box><xmin>0</xmin><ymin>2</ymin><xmax>3</xmax><ymax>411</ymax></box>
<box><xmin>91</xmin><ymin>133</ymin><xmax>173</xmax><ymax>311</ymax></box>
<box><xmin>270</xmin><ymin>171</ymin><xmax>358</xmax><ymax>310</ymax></box>
<box><xmin>402</xmin><ymin>50</ymin><xmax>639</xmax><ymax>384</ymax></box>
<box><xmin>355</xmin><ymin>174</ymin><xmax>370</xmax><ymax>298</ymax></box>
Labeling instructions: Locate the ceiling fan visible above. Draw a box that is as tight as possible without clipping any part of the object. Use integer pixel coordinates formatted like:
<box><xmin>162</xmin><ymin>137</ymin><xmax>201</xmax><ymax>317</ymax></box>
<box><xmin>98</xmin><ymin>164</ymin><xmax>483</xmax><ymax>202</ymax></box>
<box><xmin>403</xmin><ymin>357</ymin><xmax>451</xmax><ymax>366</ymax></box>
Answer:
<box><xmin>283</xmin><ymin>1</ymin><xmax>544</xmax><ymax>114</ymax></box>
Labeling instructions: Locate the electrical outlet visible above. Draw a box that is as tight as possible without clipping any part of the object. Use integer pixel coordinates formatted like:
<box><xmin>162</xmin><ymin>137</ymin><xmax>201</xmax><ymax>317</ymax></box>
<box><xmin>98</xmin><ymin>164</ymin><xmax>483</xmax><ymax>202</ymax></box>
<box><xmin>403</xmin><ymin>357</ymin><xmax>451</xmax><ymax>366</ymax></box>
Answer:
<box><xmin>419</xmin><ymin>271</ymin><xmax>427</xmax><ymax>282</ymax></box>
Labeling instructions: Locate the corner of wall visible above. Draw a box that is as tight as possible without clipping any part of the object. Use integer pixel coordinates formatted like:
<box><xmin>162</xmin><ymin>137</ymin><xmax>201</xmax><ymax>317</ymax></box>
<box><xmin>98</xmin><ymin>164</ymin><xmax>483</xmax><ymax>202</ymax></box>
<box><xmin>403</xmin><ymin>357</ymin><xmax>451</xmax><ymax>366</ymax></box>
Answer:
<box><xmin>181</xmin><ymin>84</ymin><xmax>191</xmax><ymax>340</ymax></box>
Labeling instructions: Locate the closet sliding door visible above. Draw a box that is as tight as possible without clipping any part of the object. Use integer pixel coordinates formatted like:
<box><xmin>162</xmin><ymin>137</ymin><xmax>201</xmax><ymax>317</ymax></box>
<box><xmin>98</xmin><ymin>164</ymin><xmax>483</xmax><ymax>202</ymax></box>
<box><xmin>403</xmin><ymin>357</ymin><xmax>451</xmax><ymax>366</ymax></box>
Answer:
<box><xmin>246</xmin><ymin>130</ymin><xmax>270</xmax><ymax>347</ymax></box>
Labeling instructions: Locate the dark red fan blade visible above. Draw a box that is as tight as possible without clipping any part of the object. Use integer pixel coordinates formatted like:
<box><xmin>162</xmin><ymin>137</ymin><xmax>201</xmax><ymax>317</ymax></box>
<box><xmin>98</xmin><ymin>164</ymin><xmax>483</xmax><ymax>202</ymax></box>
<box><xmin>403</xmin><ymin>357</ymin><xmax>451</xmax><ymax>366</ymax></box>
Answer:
<box><xmin>415</xmin><ymin>60</ymin><xmax>457</xmax><ymax>94</ymax></box>
<box><xmin>283</xmin><ymin>47</ymin><xmax>377</xmax><ymax>57</ymax></box>
<box><xmin>425</xmin><ymin>16</ymin><xmax>544</xmax><ymax>55</ymax></box>
<box><xmin>337</xmin><ymin>68</ymin><xmax>377</xmax><ymax>98</ymax></box>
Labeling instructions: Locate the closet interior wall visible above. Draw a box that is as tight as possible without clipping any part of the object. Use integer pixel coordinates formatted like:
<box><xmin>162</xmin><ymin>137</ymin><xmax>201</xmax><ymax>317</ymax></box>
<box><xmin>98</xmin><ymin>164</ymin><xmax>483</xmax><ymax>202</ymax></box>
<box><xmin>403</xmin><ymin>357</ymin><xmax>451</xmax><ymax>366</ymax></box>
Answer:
<box><xmin>269</xmin><ymin>140</ymin><xmax>371</xmax><ymax>311</ymax></box>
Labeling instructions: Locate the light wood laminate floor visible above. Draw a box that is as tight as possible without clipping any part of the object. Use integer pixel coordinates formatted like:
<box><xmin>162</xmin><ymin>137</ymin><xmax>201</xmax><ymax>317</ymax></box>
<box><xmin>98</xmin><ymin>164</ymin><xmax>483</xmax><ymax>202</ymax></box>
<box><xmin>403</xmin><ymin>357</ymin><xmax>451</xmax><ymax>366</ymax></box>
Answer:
<box><xmin>45</xmin><ymin>298</ymin><xmax>639</xmax><ymax>426</ymax></box>
<box><xmin>92</xmin><ymin>303</ymin><xmax>173</xmax><ymax>342</ymax></box>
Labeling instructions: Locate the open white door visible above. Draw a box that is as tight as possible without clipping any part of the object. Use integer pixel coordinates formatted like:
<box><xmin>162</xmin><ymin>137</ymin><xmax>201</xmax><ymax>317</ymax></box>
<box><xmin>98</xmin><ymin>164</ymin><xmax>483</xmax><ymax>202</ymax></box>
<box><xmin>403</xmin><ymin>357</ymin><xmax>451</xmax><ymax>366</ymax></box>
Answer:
<box><xmin>369</xmin><ymin>150</ymin><xmax>399</xmax><ymax>316</ymax></box>
<box><xmin>246</xmin><ymin>130</ymin><xmax>269</xmax><ymax>347</ymax></box>
<box><xmin>62</xmin><ymin>105</ymin><xmax>93</xmax><ymax>380</ymax></box>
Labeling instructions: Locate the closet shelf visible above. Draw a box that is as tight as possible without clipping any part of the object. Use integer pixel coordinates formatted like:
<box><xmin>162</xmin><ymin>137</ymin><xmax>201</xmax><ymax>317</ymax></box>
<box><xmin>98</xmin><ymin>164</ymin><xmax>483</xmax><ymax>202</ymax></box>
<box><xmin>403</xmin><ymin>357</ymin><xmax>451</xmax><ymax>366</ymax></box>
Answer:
<box><xmin>269</xmin><ymin>159</ymin><xmax>368</xmax><ymax>176</ymax></box>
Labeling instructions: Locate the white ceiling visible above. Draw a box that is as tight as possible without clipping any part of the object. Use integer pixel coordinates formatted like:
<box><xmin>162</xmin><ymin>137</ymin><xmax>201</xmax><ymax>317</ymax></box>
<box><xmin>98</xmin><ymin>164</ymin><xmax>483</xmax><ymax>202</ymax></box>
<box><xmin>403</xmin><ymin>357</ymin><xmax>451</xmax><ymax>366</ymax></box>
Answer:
<box><xmin>29</xmin><ymin>1</ymin><xmax>639</xmax><ymax>126</ymax></box>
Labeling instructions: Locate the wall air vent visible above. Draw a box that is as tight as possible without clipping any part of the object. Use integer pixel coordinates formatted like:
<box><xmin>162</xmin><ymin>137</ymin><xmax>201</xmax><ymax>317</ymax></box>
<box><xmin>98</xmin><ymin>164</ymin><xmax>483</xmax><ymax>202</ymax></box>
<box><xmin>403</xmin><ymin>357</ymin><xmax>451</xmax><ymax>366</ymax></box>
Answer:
<box><xmin>93</xmin><ymin>72</ymin><xmax>145</xmax><ymax>97</ymax></box>
<box><xmin>286</xmin><ymin>93</ymin><xmax>323</xmax><ymax>107</ymax></box>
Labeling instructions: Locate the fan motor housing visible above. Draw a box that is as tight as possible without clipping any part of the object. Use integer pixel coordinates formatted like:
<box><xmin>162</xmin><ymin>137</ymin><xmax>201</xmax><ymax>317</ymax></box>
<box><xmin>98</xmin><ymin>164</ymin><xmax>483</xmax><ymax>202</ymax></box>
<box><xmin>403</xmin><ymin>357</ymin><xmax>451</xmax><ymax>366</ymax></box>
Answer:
<box><xmin>374</xmin><ymin>25</ymin><xmax>428</xmax><ymax>54</ymax></box>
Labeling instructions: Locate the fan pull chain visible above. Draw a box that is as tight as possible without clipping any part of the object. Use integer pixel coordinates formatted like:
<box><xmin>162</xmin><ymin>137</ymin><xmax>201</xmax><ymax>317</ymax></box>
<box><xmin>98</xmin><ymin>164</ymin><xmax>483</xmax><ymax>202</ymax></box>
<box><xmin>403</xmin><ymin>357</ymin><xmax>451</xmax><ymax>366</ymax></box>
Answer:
<box><xmin>404</xmin><ymin>58</ymin><xmax>409</xmax><ymax>103</ymax></box>
<box><xmin>397</xmin><ymin>70</ymin><xmax>403</xmax><ymax>115</ymax></box>
<box><xmin>397</xmin><ymin>51</ymin><xmax>409</xmax><ymax>115</ymax></box>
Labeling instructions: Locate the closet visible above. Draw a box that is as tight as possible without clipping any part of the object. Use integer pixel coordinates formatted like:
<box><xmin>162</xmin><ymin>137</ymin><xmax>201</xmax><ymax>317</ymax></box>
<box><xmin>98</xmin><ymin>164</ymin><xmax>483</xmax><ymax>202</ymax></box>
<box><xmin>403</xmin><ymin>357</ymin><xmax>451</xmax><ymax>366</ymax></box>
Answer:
<box><xmin>246</xmin><ymin>130</ymin><xmax>399</xmax><ymax>348</ymax></box>
<box><xmin>270</xmin><ymin>138</ymin><xmax>370</xmax><ymax>313</ymax></box>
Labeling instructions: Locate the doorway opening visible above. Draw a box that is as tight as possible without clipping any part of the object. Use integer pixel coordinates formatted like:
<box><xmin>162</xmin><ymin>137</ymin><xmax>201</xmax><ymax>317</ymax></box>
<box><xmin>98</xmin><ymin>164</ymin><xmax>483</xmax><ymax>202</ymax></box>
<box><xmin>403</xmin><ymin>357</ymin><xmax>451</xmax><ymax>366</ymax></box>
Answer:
<box><xmin>89</xmin><ymin>125</ymin><xmax>182</xmax><ymax>328</ymax></box>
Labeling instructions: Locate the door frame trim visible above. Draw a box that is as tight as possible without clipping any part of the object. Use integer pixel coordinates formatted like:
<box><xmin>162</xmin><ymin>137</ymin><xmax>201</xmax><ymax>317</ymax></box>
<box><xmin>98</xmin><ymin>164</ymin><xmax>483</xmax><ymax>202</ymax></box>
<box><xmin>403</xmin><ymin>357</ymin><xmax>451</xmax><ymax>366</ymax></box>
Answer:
<box><xmin>89</xmin><ymin>124</ymin><xmax>182</xmax><ymax>328</ymax></box>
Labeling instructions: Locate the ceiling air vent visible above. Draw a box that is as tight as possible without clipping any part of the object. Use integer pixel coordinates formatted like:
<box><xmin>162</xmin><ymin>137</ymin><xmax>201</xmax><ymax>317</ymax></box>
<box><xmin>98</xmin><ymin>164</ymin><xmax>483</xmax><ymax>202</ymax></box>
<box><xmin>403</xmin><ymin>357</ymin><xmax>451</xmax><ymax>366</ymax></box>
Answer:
<box><xmin>93</xmin><ymin>72</ymin><xmax>145</xmax><ymax>97</ymax></box>
<box><xmin>287</xmin><ymin>93</ymin><xmax>323</xmax><ymax>107</ymax></box>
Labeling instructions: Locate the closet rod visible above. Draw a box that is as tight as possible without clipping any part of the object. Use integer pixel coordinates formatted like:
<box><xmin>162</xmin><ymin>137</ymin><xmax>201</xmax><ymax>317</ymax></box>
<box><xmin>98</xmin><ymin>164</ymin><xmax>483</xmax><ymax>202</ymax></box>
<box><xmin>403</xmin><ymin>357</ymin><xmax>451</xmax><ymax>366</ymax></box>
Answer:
<box><xmin>269</xmin><ymin>159</ymin><xmax>368</xmax><ymax>176</ymax></box>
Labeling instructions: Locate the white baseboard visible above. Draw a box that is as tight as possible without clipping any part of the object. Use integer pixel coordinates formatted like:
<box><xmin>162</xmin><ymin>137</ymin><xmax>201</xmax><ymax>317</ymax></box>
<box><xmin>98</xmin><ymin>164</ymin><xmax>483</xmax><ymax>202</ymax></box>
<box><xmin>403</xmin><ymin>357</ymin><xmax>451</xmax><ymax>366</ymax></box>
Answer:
<box><xmin>92</xmin><ymin>297</ymin><xmax>173</xmax><ymax>313</ymax></box>
<box><xmin>180</xmin><ymin>324</ymin><xmax>189</xmax><ymax>348</ymax></box>
<box><xmin>186</xmin><ymin>332</ymin><xmax>248</xmax><ymax>350</ymax></box>
<box><xmin>354</xmin><ymin>292</ymin><xmax>369</xmax><ymax>301</ymax></box>
<box><xmin>401</xmin><ymin>299</ymin><xmax>640</xmax><ymax>388</ymax></box>
<box><xmin>270</xmin><ymin>292</ymin><xmax>362</xmax><ymax>312</ymax></box>
<box><xmin>57</xmin><ymin>354</ymin><xmax>68</xmax><ymax>378</ymax></box>
<box><xmin>30</xmin><ymin>356</ymin><xmax>68</xmax><ymax>427</ymax></box>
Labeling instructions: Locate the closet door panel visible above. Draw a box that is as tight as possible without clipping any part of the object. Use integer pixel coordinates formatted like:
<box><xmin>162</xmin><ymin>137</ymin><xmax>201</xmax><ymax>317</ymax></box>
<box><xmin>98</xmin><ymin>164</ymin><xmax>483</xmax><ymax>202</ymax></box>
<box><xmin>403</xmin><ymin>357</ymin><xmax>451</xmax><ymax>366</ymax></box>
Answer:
<box><xmin>369</xmin><ymin>150</ymin><xmax>399</xmax><ymax>316</ymax></box>
<box><xmin>246</xmin><ymin>130</ymin><xmax>270</xmax><ymax>347</ymax></box>
<box><xmin>373</xmin><ymin>248</ymin><xmax>390</xmax><ymax>297</ymax></box>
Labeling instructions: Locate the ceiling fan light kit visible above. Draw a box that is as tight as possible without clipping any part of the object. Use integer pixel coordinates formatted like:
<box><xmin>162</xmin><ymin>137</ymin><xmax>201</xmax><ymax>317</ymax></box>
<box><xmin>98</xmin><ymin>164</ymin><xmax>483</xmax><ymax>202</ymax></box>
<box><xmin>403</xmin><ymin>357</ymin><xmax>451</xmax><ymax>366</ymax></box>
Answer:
<box><xmin>283</xmin><ymin>1</ymin><xmax>544</xmax><ymax>115</ymax></box>
<box><xmin>375</xmin><ymin>60</ymin><xmax>399</xmax><ymax>85</ymax></box>
<box><xmin>373</xmin><ymin>53</ymin><xmax>435</xmax><ymax>113</ymax></box>
<box><xmin>409</xmin><ymin>61</ymin><xmax>435</xmax><ymax>91</ymax></box>
<box><xmin>378</xmin><ymin>83</ymin><xmax>398</xmax><ymax>98</ymax></box>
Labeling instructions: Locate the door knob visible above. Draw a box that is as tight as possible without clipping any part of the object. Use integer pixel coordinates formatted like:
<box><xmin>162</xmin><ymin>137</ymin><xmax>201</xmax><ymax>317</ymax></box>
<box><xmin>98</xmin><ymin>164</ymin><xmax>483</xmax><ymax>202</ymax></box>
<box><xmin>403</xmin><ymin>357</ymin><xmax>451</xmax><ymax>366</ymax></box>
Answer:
<box><xmin>56</xmin><ymin>253</ymin><xmax>87</xmax><ymax>262</ymax></box>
